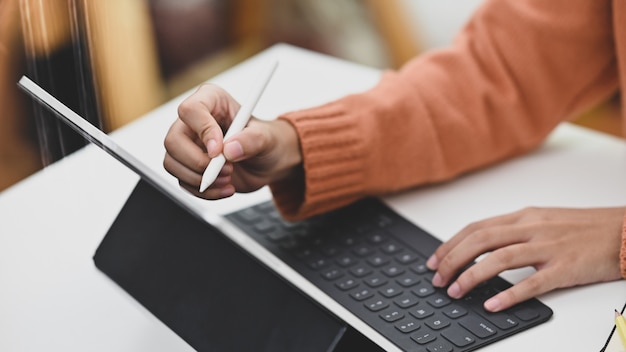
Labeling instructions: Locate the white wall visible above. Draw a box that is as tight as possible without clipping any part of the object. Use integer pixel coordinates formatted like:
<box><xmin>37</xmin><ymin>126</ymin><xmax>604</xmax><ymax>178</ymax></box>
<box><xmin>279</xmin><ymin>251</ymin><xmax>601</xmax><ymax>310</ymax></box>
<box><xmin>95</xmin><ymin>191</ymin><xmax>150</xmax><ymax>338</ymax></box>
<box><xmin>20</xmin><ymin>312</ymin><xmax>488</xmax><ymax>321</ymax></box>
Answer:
<box><xmin>399</xmin><ymin>0</ymin><xmax>485</xmax><ymax>50</ymax></box>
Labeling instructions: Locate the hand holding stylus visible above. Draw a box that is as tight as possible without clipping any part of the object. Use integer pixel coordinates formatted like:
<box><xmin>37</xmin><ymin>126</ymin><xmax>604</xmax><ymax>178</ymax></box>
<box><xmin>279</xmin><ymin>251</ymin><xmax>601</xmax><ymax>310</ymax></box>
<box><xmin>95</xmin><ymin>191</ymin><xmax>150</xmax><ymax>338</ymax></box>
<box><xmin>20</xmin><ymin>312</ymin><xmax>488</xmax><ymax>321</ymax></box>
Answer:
<box><xmin>199</xmin><ymin>60</ymin><xmax>279</xmax><ymax>192</ymax></box>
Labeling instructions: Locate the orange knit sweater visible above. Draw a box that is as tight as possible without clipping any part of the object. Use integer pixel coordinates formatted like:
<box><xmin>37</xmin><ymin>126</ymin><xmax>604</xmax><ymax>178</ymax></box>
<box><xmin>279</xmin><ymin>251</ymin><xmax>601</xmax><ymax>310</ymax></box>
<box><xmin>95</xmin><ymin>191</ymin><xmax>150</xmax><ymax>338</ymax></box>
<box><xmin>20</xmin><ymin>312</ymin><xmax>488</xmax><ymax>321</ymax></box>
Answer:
<box><xmin>270</xmin><ymin>0</ymin><xmax>626</xmax><ymax>278</ymax></box>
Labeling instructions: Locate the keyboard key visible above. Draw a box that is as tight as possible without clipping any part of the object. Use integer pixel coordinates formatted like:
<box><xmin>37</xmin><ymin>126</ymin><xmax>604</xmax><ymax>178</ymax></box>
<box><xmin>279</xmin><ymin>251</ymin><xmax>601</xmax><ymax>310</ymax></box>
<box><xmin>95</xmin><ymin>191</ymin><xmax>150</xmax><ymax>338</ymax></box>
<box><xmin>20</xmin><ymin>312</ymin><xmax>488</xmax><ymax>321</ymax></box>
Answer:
<box><xmin>441</xmin><ymin>326</ymin><xmax>475</xmax><ymax>347</ymax></box>
<box><xmin>410</xmin><ymin>305</ymin><xmax>435</xmax><ymax>319</ymax></box>
<box><xmin>352</xmin><ymin>244</ymin><xmax>375</xmax><ymax>257</ymax></box>
<box><xmin>426</xmin><ymin>340</ymin><xmax>454</xmax><ymax>352</ymax></box>
<box><xmin>364</xmin><ymin>275</ymin><xmax>388</xmax><ymax>288</ymax></box>
<box><xmin>413</xmin><ymin>283</ymin><xmax>435</xmax><ymax>297</ymax></box>
<box><xmin>320</xmin><ymin>267</ymin><xmax>344</xmax><ymax>280</ymax></box>
<box><xmin>427</xmin><ymin>294</ymin><xmax>451</xmax><ymax>308</ymax></box>
<box><xmin>396</xmin><ymin>252</ymin><xmax>420</xmax><ymax>264</ymax></box>
<box><xmin>397</xmin><ymin>274</ymin><xmax>420</xmax><ymax>287</ymax></box>
<box><xmin>339</xmin><ymin>236</ymin><xmax>358</xmax><ymax>247</ymax></box>
<box><xmin>350</xmin><ymin>288</ymin><xmax>374</xmax><ymax>301</ymax></box>
<box><xmin>350</xmin><ymin>265</ymin><xmax>373</xmax><ymax>277</ymax></box>
<box><xmin>253</xmin><ymin>219</ymin><xmax>275</xmax><ymax>233</ymax></box>
<box><xmin>374</xmin><ymin>214</ymin><xmax>394</xmax><ymax>228</ymax></box>
<box><xmin>442</xmin><ymin>305</ymin><xmax>467</xmax><ymax>319</ymax></box>
<box><xmin>380</xmin><ymin>308</ymin><xmax>405</xmax><ymax>322</ymax></box>
<box><xmin>294</xmin><ymin>248</ymin><xmax>314</xmax><ymax>260</ymax></box>
<box><xmin>364</xmin><ymin>298</ymin><xmax>389</xmax><ymax>312</ymax></box>
<box><xmin>380</xmin><ymin>241</ymin><xmax>403</xmax><ymax>254</ymax></box>
<box><xmin>395</xmin><ymin>318</ymin><xmax>421</xmax><ymax>333</ymax></box>
<box><xmin>308</xmin><ymin>257</ymin><xmax>330</xmax><ymax>270</ymax></box>
<box><xmin>424</xmin><ymin>315</ymin><xmax>451</xmax><ymax>330</ymax></box>
<box><xmin>410</xmin><ymin>262</ymin><xmax>429</xmax><ymax>275</ymax></box>
<box><xmin>367</xmin><ymin>255</ymin><xmax>390</xmax><ymax>267</ymax></box>
<box><xmin>459</xmin><ymin>315</ymin><xmax>497</xmax><ymax>338</ymax></box>
<box><xmin>394</xmin><ymin>293</ymin><xmax>419</xmax><ymax>308</ymax></box>
<box><xmin>367</xmin><ymin>232</ymin><xmax>388</xmax><ymax>244</ymax></box>
<box><xmin>307</xmin><ymin>257</ymin><xmax>330</xmax><ymax>270</ymax></box>
<box><xmin>513</xmin><ymin>307</ymin><xmax>540</xmax><ymax>321</ymax></box>
<box><xmin>379</xmin><ymin>284</ymin><xmax>404</xmax><ymax>298</ymax></box>
<box><xmin>320</xmin><ymin>244</ymin><xmax>341</xmax><ymax>257</ymax></box>
<box><xmin>235</xmin><ymin>208</ymin><xmax>261</xmax><ymax>223</ymax></box>
<box><xmin>266</xmin><ymin>229</ymin><xmax>290</xmax><ymax>242</ymax></box>
<box><xmin>382</xmin><ymin>264</ymin><xmax>405</xmax><ymax>277</ymax></box>
<box><xmin>411</xmin><ymin>331</ymin><xmax>437</xmax><ymax>345</ymax></box>
<box><xmin>336</xmin><ymin>254</ymin><xmax>358</xmax><ymax>267</ymax></box>
<box><xmin>484</xmin><ymin>311</ymin><xmax>519</xmax><ymax>330</ymax></box>
<box><xmin>336</xmin><ymin>278</ymin><xmax>359</xmax><ymax>291</ymax></box>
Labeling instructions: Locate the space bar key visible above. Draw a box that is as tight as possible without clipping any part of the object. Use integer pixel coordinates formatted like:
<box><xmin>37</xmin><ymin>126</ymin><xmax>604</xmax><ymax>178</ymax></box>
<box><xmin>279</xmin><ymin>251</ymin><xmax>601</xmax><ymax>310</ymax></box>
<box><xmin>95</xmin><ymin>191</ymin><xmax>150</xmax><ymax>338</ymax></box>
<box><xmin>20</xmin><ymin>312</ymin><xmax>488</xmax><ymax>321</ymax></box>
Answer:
<box><xmin>459</xmin><ymin>316</ymin><xmax>497</xmax><ymax>339</ymax></box>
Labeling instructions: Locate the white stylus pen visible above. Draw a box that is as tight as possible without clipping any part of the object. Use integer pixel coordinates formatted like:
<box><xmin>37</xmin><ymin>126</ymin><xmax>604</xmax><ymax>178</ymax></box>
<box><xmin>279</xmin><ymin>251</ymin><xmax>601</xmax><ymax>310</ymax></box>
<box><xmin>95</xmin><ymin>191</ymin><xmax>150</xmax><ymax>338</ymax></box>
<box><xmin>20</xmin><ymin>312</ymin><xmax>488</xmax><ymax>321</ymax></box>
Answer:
<box><xmin>199</xmin><ymin>60</ymin><xmax>279</xmax><ymax>192</ymax></box>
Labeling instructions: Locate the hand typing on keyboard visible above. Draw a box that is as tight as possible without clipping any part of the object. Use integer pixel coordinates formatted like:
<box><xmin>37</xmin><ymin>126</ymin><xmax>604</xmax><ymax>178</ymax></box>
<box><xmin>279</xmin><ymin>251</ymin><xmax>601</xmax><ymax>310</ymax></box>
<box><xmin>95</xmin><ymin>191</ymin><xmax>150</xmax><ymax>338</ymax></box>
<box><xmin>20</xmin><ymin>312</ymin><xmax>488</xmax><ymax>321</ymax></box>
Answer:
<box><xmin>427</xmin><ymin>206</ymin><xmax>625</xmax><ymax>312</ymax></box>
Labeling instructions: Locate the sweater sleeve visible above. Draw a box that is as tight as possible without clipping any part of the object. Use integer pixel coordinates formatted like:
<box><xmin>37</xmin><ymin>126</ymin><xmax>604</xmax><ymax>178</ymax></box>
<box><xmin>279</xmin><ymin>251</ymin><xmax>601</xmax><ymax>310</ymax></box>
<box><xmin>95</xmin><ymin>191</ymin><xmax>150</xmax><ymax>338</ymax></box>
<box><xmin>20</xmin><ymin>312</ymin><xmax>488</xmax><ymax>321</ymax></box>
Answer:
<box><xmin>270</xmin><ymin>0</ymin><xmax>618</xmax><ymax>221</ymax></box>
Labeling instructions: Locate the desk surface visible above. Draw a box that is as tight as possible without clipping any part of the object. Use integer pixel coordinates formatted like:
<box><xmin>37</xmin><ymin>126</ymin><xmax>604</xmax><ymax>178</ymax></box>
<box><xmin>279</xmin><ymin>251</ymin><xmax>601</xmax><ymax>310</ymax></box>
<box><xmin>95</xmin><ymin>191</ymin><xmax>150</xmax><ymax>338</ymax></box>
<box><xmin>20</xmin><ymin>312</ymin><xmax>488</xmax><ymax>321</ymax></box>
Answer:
<box><xmin>2</xmin><ymin>44</ymin><xmax>625</xmax><ymax>351</ymax></box>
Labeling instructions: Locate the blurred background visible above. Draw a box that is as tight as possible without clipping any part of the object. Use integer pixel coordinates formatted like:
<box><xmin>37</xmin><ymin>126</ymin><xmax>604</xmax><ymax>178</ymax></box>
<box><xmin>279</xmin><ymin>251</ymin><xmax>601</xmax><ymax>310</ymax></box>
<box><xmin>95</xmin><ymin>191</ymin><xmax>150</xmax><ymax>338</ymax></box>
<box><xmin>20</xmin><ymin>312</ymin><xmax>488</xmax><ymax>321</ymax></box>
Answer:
<box><xmin>0</xmin><ymin>0</ymin><xmax>621</xmax><ymax>192</ymax></box>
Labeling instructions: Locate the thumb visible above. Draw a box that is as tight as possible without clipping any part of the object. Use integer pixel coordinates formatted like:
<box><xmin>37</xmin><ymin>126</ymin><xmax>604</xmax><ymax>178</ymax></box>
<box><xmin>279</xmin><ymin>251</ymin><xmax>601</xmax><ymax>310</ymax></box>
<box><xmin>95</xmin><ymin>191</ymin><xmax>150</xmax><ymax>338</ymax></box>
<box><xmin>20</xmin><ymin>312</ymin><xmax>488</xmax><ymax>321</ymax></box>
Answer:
<box><xmin>222</xmin><ymin>122</ymin><xmax>269</xmax><ymax>162</ymax></box>
<box><xmin>223</xmin><ymin>139</ymin><xmax>245</xmax><ymax>162</ymax></box>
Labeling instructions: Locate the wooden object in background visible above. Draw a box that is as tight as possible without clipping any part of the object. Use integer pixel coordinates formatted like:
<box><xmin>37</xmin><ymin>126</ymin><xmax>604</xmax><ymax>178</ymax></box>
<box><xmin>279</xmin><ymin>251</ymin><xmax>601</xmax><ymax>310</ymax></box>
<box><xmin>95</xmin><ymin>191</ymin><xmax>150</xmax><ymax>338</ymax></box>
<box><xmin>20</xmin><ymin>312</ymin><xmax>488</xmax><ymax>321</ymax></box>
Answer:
<box><xmin>80</xmin><ymin>0</ymin><xmax>165</xmax><ymax>131</ymax></box>
<box><xmin>0</xmin><ymin>0</ymin><xmax>42</xmax><ymax>191</ymax></box>
<box><xmin>365</xmin><ymin>0</ymin><xmax>423</xmax><ymax>68</ymax></box>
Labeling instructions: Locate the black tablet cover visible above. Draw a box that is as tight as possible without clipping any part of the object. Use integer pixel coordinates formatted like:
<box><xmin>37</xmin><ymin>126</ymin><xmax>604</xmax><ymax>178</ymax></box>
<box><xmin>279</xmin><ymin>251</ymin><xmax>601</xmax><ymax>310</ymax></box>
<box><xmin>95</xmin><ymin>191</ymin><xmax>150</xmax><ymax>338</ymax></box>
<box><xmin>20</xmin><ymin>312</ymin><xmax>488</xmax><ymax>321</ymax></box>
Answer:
<box><xmin>94</xmin><ymin>179</ymin><xmax>346</xmax><ymax>351</ymax></box>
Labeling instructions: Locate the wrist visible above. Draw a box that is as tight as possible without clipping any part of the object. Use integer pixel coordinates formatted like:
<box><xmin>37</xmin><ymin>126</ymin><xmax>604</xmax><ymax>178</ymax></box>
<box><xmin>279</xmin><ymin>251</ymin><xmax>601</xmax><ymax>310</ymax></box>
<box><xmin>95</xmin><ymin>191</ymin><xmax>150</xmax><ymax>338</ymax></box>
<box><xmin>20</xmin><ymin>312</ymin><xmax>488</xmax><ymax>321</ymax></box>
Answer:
<box><xmin>271</xmin><ymin>119</ymin><xmax>303</xmax><ymax>182</ymax></box>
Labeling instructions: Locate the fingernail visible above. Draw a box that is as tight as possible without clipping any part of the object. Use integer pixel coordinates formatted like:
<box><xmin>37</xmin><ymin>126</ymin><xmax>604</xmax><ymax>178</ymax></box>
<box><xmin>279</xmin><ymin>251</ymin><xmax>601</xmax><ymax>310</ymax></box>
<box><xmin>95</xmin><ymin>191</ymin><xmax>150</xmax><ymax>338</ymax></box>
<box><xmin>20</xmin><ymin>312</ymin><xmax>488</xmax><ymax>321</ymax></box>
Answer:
<box><xmin>447</xmin><ymin>282</ymin><xmax>462</xmax><ymax>299</ymax></box>
<box><xmin>484</xmin><ymin>296</ymin><xmax>502</xmax><ymax>312</ymax></box>
<box><xmin>224</xmin><ymin>141</ymin><xmax>244</xmax><ymax>161</ymax></box>
<box><xmin>426</xmin><ymin>255</ymin><xmax>439</xmax><ymax>270</ymax></box>
<box><xmin>432</xmin><ymin>273</ymin><xmax>444</xmax><ymax>287</ymax></box>
<box><xmin>207</xmin><ymin>139</ymin><xmax>219</xmax><ymax>157</ymax></box>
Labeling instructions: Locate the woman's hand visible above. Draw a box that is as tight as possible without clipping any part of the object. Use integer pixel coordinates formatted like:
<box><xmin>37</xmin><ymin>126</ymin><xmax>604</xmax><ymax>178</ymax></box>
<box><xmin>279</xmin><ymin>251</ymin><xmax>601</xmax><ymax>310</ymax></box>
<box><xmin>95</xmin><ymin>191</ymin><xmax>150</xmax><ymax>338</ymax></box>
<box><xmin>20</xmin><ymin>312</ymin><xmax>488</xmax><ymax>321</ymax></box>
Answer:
<box><xmin>163</xmin><ymin>84</ymin><xmax>302</xmax><ymax>199</ymax></box>
<box><xmin>426</xmin><ymin>206</ymin><xmax>625</xmax><ymax>312</ymax></box>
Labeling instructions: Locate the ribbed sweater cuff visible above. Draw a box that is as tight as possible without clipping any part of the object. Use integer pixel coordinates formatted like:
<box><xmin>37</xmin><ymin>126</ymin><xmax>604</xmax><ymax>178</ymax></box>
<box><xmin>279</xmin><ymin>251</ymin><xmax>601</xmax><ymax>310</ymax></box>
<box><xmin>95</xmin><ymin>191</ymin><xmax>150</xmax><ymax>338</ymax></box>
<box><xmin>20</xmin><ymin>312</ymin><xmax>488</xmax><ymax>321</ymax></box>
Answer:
<box><xmin>270</xmin><ymin>101</ymin><xmax>367</xmax><ymax>220</ymax></box>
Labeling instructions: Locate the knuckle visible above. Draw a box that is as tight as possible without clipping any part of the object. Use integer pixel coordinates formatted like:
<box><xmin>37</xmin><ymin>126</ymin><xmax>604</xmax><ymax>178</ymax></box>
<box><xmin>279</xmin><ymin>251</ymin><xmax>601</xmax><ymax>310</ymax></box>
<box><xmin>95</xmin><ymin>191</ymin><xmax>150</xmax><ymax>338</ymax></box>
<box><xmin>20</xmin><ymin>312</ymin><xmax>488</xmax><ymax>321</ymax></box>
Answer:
<box><xmin>162</xmin><ymin>155</ymin><xmax>173</xmax><ymax>173</ymax></box>
<box><xmin>192</xmin><ymin>156</ymin><xmax>208</xmax><ymax>172</ymax></box>
<box><xmin>520</xmin><ymin>275</ymin><xmax>545</xmax><ymax>297</ymax></box>
<box><xmin>177</xmin><ymin>100</ymin><xmax>194</xmax><ymax>118</ymax></box>
<box><xmin>163</xmin><ymin>131</ymin><xmax>176</xmax><ymax>151</ymax></box>
<box><xmin>460</xmin><ymin>221</ymin><xmax>482</xmax><ymax>234</ymax></box>
<box><xmin>471</xmin><ymin>228</ymin><xmax>494</xmax><ymax>243</ymax></box>
<box><xmin>492</xmin><ymin>247</ymin><xmax>516</xmax><ymax>267</ymax></box>
<box><xmin>529</xmin><ymin>274</ymin><xmax>548</xmax><ymax>291</ymax></box>
<box><xmin>457</xmin><ymin>268</ymin><xmax>479</xmax><ymax>288</ymax></box>
<box><xmin>438</xmin><ymin>253</ymin><xmax>457</xmax><ymax>275</ymax></box>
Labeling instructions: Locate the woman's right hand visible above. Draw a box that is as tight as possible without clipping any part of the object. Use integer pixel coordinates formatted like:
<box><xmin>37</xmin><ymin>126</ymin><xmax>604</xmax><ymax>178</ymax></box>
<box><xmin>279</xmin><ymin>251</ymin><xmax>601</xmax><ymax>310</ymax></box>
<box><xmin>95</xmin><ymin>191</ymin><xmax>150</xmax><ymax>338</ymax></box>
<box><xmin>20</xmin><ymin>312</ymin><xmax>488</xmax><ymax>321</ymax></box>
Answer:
<box><xmin>163</xmin><ymin>83</ymin><xmax>302</xmax><ymax>199</ymax></box>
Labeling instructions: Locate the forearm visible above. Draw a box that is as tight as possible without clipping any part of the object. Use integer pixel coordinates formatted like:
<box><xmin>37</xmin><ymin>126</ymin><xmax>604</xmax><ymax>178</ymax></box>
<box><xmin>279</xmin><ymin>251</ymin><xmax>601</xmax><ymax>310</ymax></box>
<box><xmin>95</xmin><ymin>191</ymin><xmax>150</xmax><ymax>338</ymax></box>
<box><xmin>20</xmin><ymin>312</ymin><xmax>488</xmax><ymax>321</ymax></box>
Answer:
<box><xmin>271</xmin><ymin>0</ymin><xmax>618</xmax><ymax>220</ymax></box>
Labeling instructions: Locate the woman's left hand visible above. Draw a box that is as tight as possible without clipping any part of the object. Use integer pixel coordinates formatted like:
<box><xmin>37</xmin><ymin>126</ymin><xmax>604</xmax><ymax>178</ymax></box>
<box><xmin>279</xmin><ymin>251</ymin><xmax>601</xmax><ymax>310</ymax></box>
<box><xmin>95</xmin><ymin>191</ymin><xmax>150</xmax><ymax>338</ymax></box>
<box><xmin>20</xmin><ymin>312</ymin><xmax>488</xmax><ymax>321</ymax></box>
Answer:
<box><xmin>426</xmin><ymin>206</ymin><xmax>625</xmax><ymax>312</ymax></box>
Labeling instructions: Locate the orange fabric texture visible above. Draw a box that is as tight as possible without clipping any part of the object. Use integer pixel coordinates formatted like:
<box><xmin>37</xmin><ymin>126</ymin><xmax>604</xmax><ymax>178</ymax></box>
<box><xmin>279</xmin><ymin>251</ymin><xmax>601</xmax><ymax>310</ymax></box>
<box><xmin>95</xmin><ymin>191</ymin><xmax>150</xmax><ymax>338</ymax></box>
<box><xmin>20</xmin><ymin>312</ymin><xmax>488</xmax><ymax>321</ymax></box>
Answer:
<box><xmin>269</xmin><ymin>0</ymin><xmax>626</xmax><ymax>278</ymax></box>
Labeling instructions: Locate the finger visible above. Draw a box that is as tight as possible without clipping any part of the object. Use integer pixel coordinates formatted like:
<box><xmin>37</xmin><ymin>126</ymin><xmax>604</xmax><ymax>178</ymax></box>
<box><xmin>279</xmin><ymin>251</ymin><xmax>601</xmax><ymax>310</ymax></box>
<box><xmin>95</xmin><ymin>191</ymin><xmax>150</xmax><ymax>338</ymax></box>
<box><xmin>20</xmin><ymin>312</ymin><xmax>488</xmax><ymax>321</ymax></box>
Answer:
<box><xmin>179</xmin><ymin>163</ymin><xmax>236</xmax><ymax>199</ymax></box>
<box><xmin>445</xmin><ymin>241</ymin><xmax>543</xmax><ymax>299</ymax></box>
<box><xmin>163</xmin><ymin>152</ymin><xmax>204</xmax><ymax>186</ymax></box>
<box><xmin>179</xmin><ymin>178</ymin><xmax>236</xmax><ymax>200</ymax></box>
<box><xmin>164</xmin><ymin>120</ymin><xmax>210</xmax><ymax>174</ymax></box>
<box><xmin>177</xmin><ymin>84</ymin><xmax>240</xmax><ymax>157</ymax></box>
<box><xmin>432</xmin><ymin>224</ymin><xmax>533</xmax><ymax>288</ymax></box>
<box><xmin>164</xmin><ymin>151</ymin><xmax>235</xmax><ymax>187</ymax></box>
<box><xmin>483</xmin><ymin>268</ymin><xmax>558</xmax><ymax>312</ymax></box>
<box><xmin>428</xmin><ymin>211</ymin><xmax>523</xmax><ymax>270</ymax></box>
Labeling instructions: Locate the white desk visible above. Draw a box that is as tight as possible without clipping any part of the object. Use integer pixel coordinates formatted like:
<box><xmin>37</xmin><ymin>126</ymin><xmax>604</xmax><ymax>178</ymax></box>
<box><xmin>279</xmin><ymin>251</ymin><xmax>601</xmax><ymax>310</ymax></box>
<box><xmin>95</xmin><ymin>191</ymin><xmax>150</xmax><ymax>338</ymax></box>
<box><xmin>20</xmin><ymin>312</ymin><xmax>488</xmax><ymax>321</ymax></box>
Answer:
<box><xmin>2</xmin><ymin>44</ymin><xmax>625</xmax><ymax>351</ymax></box>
